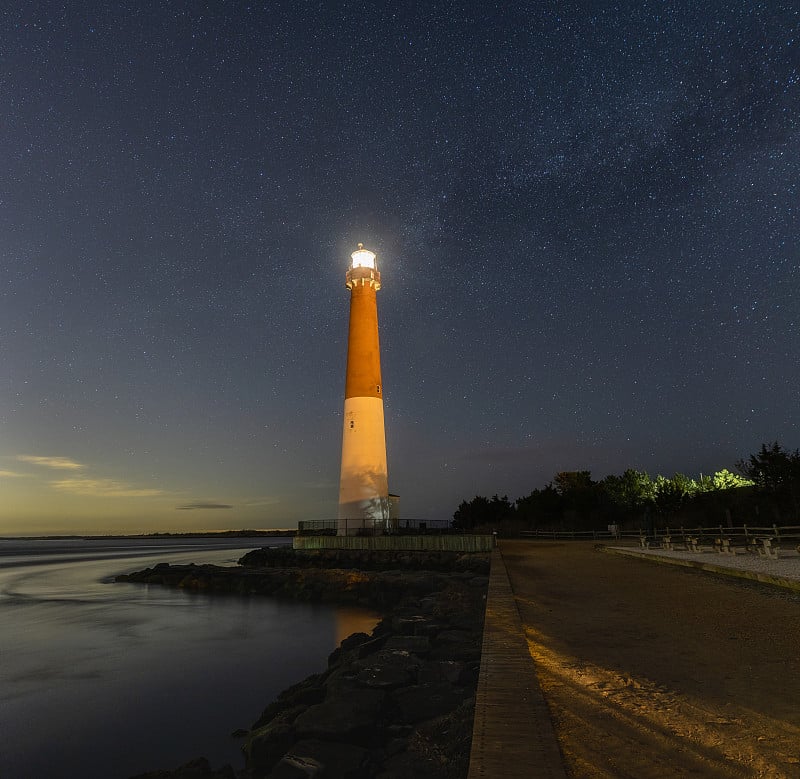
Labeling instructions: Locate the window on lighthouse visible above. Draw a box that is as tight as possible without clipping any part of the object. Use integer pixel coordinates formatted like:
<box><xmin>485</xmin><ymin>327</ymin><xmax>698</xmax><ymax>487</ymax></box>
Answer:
<box><xmin>351</xmin><ymin>246</ymin><xmax>376</xmax><ymax>269</ymax></box>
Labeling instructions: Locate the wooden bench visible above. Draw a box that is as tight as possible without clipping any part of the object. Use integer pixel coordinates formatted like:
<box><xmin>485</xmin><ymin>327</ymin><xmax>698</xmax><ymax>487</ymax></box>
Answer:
<box><xmin>638</xmin><ymin>535</ymin><xmax>657</xmax><ymax>550</ymax></box>
<box><xmin>750</xmin><ymin>536</ymin><xmax>780</xmax><ymax>559</ymax></box>
<box><xmin>714</xmin><ymin>537</ymin><xmax>748</xmax><ymax>555</ymax></box>
<box><xmin>661</xmin><ymin>534</ymin><xmax>676</xmax><ymax>551</ymax></box>
<box><xmin>637</xmin><ymin>534</ymin><xmax>682</xmax><ymax>551</ymax></box>
<box><xmin>685</xmin><ymin>536</ymin><xmax>702</xmax><ymax>552</ymax></box>
<box><xmin>639</xmin><ymin>534</ymin><xmax>699</xmax><ymax>552</ymax></box>
<box><xmin>714</xmin><ymin>536</ymin><xmax>780</xmax><ymax>558</ymax></box>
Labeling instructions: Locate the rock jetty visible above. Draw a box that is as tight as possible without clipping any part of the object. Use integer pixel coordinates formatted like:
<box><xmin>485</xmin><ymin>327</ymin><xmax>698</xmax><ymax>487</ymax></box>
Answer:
<box><xmin>120</xmin><ymin>548</ymin><xmax>489</xmax><ymax>779</ymax></box>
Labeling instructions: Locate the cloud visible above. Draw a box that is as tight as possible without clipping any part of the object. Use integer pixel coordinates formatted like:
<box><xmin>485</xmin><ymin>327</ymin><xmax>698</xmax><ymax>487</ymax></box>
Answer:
<box><xmin>176</xmin><ymin>502</ymin><xmax>234</xmax><ymax>510</ymax></box>
<box><xmin>14</xmin><ymin>454</ymin><xmax>164</xmax><ymax>499</ymax></box>
<box><xmin>50</xmin><ymin>477</ymin><xmax>163</xmax><ymax>498</ymax></box>
<box><xmin>0</xmin><ymin>469</ymin><xmax>28</xmax><ymax>478</ymax></box>
<box><xmin>244</xmin><ymin>497</ymin><xmax>281</xmax><ymax>507</ymax></box>
<box><xmin>17</xmin><ymin>455</ymin><xmax>85</xmax><ymax>470</ymax></box>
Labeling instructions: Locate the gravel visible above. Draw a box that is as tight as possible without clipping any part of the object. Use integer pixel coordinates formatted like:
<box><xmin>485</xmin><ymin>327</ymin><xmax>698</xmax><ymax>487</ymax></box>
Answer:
<box><xmin>611</xmin><ymin>543</ymin><xmax>800</xmax><ymax>583</ymax></box>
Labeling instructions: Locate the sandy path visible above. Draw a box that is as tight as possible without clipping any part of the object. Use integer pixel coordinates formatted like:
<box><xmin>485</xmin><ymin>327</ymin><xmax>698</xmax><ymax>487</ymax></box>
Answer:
<box><xmin>500</xmin><ymin>540</ymin><xmax>800</xmax><ymax>779</ymax></box>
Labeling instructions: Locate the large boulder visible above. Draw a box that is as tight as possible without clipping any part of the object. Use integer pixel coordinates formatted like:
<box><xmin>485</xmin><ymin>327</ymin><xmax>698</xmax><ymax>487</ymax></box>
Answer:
<box><xmin>392</xmin><ymin>683</ymin><xmax>471</xmax><ymax>725</ymax></box>
<box><xmin>353</xmin><ymin>649</ymin><xmax>421</xmax><ymax>689</ymax></box>
<box><xmin>382</xmin><ymin>635</ymin><xmax>431</xmax><ymax>656</ymax></box>
<box><xmin>429</xmin><ymin>630</ymin><xmax>481</xmax><ymax>661</ymax></box>
<box><xmin>251</xmin><ymin>674</ymin><xmax>327</xmax><ymax>729</ymax></box>
<box><xmin>268</xmin><ymin>739</ymin><xmax>369</xmax><ymax>778</ymax></box>
<box><xmin>128</xmin><ymin>757</ymin><xmax>235</xmax><ymax>779</ymax></box>
<box><xmin>293</xmin><ymin>689</ymin><xmax>386</xmax><ymax>744</ymax></box>
<box><xmin>416</xmin><ymin>660</ymin><xmax>465</xmax><ymax>685</ymax></box>
<box><xmin>245</xmin><ymin>707</ymin><xmax>305</xmax><ymax>775</ymax></box>
<box><xmin>375</xmin><ymin>750</ymin><xmax>442</xmax><ymax>779</ymax></box>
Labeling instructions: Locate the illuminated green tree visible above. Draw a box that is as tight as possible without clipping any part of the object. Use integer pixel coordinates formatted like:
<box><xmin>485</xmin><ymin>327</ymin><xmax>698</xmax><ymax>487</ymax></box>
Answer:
<box><xmin>653</xmin><ymin>473</ymin><xmax>697</xmax><ymax>520</ymax></box>
<box><xmin>693</xmin><ymin>468</ymin><xmax>755</xmax><ymax>526</ymax></box>
<box><xmin>601</xmin><ymin>469</ymin><xmax>655</xmax><ymax>511</ymax></box>
<box><xmin>711</xmin><ymin>468</ymin><xmax>754</xmax><ymax>490</ymax></box>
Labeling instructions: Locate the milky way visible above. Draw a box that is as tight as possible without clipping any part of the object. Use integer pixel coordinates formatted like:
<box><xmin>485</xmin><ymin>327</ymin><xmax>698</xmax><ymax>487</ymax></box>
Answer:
<box><xmin>1</xmin><ymin>2</ymin><xmax>797</xmax><ymax>533</ymax></box>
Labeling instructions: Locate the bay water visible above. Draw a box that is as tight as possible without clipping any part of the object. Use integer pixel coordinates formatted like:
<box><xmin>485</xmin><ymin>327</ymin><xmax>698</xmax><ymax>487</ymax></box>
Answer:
<box><xmin>0</xmin><ymin>537</ymin><xmax>378</xmax><ymax>778</ymax></box>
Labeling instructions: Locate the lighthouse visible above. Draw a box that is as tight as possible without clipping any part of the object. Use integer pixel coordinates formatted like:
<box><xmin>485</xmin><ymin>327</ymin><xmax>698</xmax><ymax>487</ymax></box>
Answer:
<box><xmin>338</xmin><ymin>243</ymin><xmax>389</xmax><ymax>535</ymax></box>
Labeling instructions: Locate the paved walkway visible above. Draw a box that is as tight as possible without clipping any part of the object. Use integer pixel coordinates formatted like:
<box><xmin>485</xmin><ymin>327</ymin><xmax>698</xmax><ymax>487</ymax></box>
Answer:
<box><xmin>467</xmin><ymin>548</ymin><xmax>567</xmax><ymax>779</ymax></box>
<box><xmin>493</xmin><ymin>540</ymin><xmax>800</xmax><ymax>778</ymax></box>
<box><xmin>468</xmin><ymin>542</ymin><xmax>800</xmax><ymax>777</ymax></box>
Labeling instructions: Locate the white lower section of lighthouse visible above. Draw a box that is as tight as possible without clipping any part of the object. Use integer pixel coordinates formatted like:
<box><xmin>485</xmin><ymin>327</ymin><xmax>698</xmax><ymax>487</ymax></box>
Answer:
<box><xmin>338</xmin><ymin>396</ymin><xmax>389</xmax><ymax>534</ymax></box>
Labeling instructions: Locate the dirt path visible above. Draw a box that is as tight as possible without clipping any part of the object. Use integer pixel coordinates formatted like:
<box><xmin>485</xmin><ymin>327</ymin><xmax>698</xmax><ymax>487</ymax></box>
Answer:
<box><xmin>500</xmin><ymin>541</ymin><xmax>800</xmax><ymax>779</ymax></box>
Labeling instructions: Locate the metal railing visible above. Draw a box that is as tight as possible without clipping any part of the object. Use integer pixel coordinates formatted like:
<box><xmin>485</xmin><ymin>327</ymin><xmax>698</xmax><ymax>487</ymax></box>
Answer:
<box><xmin>297</xmin><ymin>518</ymin><xmax>455</xmax><ymax>536</ymax></box>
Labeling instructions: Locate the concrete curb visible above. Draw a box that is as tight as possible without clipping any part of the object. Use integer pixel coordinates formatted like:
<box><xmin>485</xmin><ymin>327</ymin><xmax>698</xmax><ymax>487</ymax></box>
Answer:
<box><xmin>605</xmin><ymin>546</ymin><xmax>800</xmax><ymax>593</ymax></box>
<box><xmin>467</xmin><ymin>547</ymin><xmax>567</xmax><ymax>779</ymax></box>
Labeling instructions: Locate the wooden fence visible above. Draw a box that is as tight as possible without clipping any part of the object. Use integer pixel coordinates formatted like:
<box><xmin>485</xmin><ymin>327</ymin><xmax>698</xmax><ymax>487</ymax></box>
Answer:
<box><xmin>520</xmin><ymin>525</ymin><xmax>800</xmax><ymax>543</ymax></box>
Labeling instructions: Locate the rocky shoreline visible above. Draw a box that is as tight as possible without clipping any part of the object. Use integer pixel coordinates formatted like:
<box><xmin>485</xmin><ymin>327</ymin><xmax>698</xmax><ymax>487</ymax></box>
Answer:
<box><xmin>117</xmin><ymin>548</ymin><xmax>490</xmax><ymax>779</ymax></box>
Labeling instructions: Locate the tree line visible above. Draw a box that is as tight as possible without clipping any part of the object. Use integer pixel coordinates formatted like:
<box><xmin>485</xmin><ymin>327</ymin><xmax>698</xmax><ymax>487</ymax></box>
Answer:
<box><xmin>452</xmin><ymin>442</ymin><xmax>800</xmax><ymax>532</ymax></box>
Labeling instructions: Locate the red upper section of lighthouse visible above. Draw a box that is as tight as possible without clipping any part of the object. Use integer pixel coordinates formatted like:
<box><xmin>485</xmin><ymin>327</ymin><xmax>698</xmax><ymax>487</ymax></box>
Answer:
<box><xmin>343</xmin><ymin>249</ymin><xmax>383</xmax><ymax>400</ymax></box>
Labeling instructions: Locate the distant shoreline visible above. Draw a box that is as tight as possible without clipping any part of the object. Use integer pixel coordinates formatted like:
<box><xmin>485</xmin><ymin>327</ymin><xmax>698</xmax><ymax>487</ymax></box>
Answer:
<box><xmin>0</xmin><ymin>529</ymin><xmax>296</xmax><ymax>541</ymax></box>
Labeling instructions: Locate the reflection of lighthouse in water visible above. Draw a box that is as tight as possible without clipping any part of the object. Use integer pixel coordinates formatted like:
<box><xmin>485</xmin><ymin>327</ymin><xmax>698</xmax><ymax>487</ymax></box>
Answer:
<box><xmin>337</xmin><ymin>244</ymin><xmax>389</xmax><ymax>535</ymax></box>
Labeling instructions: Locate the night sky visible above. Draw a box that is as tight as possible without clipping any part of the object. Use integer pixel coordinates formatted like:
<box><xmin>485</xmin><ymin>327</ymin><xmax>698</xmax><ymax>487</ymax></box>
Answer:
<box><xmin>1</xmin><ymin>2</ymin><xmax>797</xmax><ymax>535</ymax></box>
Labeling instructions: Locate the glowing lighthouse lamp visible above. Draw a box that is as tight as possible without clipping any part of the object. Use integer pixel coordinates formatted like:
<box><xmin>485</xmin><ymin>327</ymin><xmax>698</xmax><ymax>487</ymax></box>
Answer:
<box><xmin>338</xmin><ymin>243</ymin><xmax>390</xmax><ymax>535</ymax></box>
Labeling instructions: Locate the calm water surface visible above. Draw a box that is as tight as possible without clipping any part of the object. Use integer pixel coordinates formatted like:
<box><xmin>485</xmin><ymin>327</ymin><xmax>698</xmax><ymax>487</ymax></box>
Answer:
<box><xmin>0</xmin><ymin>538</ymin><xmax>378</xmax><ymax>779</ymax></box>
